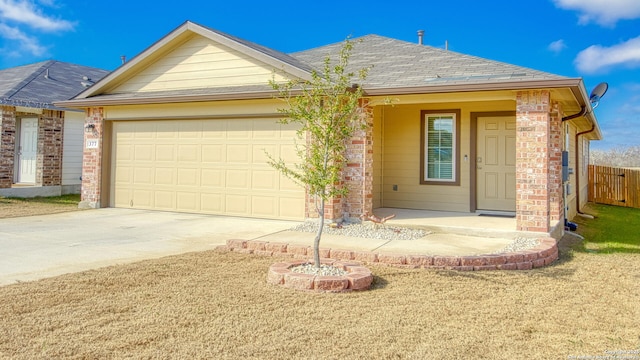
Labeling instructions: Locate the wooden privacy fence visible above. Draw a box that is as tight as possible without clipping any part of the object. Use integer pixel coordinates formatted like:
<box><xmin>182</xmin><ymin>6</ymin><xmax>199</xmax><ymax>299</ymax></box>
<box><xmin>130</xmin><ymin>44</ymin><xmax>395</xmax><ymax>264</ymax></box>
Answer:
<box><xmin>588</xmin><ymin>165</ymin><xmax>640</xmax><ymax>208</ymax></box>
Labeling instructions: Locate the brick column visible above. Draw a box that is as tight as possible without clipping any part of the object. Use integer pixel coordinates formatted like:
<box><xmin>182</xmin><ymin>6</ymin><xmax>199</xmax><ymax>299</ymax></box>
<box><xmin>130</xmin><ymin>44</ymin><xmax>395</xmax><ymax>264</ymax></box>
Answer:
<box><xmin>37</xmin><ymin>110</ymin><xmax>64</xmax><ymax>186</ymax></box>
<box><xmin>0</xmin><ymin>106</ymin><xmax>16</xmax><ymax>188</ymax></box>
<box><xmin>342</xmin><ymin>103</ymin><xmax>374</xmax><ymax>221</ymax></box>
<box><xmin>516</xmin><ymin>91</ymin><xmax>551</xmax><ymax>232</ymax></box>
<box><xmin>549</xmin><ymin>102</ymin><xmax>563</xmax><ymax>224</ymax></box>
<box><xmin>304</xmin><ymin>102</ymin><xmax>374</xmax><ymax>223</ymax></box>
<box><xmin>79</xmin><ymin>107</ymin><xmax>104</xmax><ymax>208</ymax></box>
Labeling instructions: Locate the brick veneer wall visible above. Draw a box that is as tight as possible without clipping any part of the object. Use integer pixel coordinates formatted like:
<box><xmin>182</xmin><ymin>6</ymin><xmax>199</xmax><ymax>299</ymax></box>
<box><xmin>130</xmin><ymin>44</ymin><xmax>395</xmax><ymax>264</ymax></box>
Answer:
<box><xmin>515</xmin><ymin>91</ymin><xmax>552</xmax><ymax>232</ymax></box>
<box><xmin>549</xmin><ymin>102</ymin><xmax>563</xmax><ymax>223</ymax></box>
<box><xmin>37</xmin><ymin>110</ymin><xmax>64</xmax><ymax>186</ymax></box>
<box><xmin>306</xmin><ymin>103</ymin><xmax>374</xmax><ymax>223</ymax></box>
<box><xmin>0</xmin><ymin>106</ymin><xmax>16</xmax><ymax>188</ymax></box>
<box><xmin>79</xmin><ymin>107</ymin><xmax>104</xmax><ymax>208</ymax></box>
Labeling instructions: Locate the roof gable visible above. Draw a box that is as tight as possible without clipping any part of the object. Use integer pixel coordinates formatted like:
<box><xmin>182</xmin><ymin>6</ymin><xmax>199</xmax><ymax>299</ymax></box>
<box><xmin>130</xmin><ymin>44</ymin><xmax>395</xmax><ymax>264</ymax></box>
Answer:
<box><xmin>78</xmin><ymin>21</ymin><xmax>313</xmax><ymax>99</ymax></box>
<box><xmin>0</xmin><ymin>60</ymin><xmax>107</xmax><ymax>109</ymax></box>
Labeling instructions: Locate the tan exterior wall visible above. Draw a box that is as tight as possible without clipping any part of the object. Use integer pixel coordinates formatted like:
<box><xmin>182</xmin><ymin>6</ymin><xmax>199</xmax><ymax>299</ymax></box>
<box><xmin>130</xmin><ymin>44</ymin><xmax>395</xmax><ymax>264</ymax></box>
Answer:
<box><xmin>104</xmin><ymin>99</ymin><xmax>282</xmax><ymax>120</ymax></box>
<box><xmin>374</xmin><ymin>99</ymin><xmax>515</xmax><ymax>212</ymax></box>
<box><xmin>564</xmin><ymin>120</ymin><xmax>591</xmax><ymax>220</ymax></box>
<box><xmin>109</xmin><ymin>35</ymin><xmax>289</xmax><ymax>94</ymax></box>
<box><xmin>372</xmin><ymin>107</ymin><xmax>383</xmax><ymax>209</ymax></box>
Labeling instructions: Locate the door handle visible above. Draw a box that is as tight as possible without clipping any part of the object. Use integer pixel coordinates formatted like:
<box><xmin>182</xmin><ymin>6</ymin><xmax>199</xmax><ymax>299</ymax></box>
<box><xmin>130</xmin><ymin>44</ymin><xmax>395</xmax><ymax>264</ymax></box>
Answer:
<box><xmin>477</xmin><ymin>157</ymin><xmax>482</xmax><ymax>169</ymax></box>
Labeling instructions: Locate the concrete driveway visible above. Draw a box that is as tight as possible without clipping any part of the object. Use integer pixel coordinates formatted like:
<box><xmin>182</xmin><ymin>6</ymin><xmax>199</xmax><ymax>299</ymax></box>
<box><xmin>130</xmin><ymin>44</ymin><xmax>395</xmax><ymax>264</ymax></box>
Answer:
<box><xmin>0</xmin><ymin>208</ymin><xmax>300</xmax><ymax>286</ymax></box>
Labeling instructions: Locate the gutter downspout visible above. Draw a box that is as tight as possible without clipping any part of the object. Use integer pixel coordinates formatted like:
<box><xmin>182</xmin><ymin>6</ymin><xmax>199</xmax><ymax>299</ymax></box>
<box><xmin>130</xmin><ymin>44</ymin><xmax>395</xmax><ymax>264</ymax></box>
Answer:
<box><xmin>560</xmin><ymin>105</ymin><xmax>589</xmax><ymax>222</ymax></box>
<box><xmin>575</xmin><ymin>124</ymin><xmax>596</xmax><ymax>215</ymax></box>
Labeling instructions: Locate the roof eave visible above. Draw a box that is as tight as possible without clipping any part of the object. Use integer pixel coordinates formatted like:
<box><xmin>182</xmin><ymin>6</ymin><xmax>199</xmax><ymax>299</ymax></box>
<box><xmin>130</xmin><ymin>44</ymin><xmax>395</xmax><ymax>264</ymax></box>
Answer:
<box><xmin>363</xmin><ymin>78</ymin><xmax>585</xmax><ymax>96</ymax></box>
<box><xmin>54</xmin><ymin>90</ymin><xmax>281</xmax><ymax>108</ymax></box>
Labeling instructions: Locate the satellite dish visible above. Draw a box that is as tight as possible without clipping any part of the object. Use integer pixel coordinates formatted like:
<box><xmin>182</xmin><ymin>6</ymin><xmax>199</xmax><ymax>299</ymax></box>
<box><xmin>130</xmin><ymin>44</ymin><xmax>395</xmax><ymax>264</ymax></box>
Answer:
<box><xmin>589</xmin><ymin>82</ymin><xmax>608</xmax><ymax>109</ymax></box>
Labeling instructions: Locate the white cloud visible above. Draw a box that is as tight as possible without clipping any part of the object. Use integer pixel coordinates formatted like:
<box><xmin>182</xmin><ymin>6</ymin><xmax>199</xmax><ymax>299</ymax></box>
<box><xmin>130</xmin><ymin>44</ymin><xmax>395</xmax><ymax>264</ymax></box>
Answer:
<box><xmin>553</xmin><ymin>0</ymin><xmax>640</xmax><ymax>26</ymax></box>
<box><xmin>548</xmin><ymin>39</ymin><xmax>567</xmax><ymax>54</ymax></box>
<box><xmin>0</xmin><ymin>0</ymin><xmax>73</xmax><ymax>31</ymax></box>
<box><xmin>575</xmin><ymin>36</ymin><xmax>640</xmax><ymax>73</ymax></box>
<box><xmin>0</xmin><ymin>22</ymin><xmax>46</xmax><ymax>55</ymax></box>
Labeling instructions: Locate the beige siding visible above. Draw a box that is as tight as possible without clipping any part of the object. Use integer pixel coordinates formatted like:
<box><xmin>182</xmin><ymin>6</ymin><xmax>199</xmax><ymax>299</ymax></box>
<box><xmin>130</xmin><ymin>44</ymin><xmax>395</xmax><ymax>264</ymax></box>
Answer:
<box><xmin>61</xmin><ymin>111</ymin><xmax>84</xmax><ymax>185</ymax></box>
<box><xmin>565</xmin><ymin>122</ymin><xmax>578</xmax><ymax>220</ymax></box>
<box><xmin>105</xmin><ymin>99</ymin><xmax>281</xmax><ymax>120</ymax></box>
<box><xmin>372</xmin><ymin>107</ymin><xmax>383</xmax><ymax>208</ymax></box>
<box><xmin>374</xmin><ymin>100</ymin><xmax>514</xmax><ymax>212</ymax></box>
<box><xmin>110</xmin><ymin>35</ymin><xmax>288</xmax><ymax>94</ymax></box>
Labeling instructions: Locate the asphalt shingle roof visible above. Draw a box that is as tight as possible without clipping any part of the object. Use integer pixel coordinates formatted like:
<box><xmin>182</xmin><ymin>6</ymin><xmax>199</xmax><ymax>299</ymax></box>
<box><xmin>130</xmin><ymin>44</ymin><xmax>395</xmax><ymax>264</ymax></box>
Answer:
<box><xmin>0</xmin><ymin>60</ymin><xmax>108</xmax><ymax>109</ymax></box>
<box><xmin>291</xmin><ymin>34</ymin><xmax>566</xmax><ymax>90</ymax></box>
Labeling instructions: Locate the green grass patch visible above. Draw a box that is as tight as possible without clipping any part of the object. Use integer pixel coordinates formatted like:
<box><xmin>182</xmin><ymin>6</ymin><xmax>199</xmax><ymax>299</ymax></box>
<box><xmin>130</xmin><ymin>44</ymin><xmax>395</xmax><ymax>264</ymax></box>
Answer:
<box><xmin>0</xmin><ymin>194</ymin><xmax>80</xmax><ymax>205</ymax></box>
<box><xmin>572</xmin><ymin>203</ymin><xmax>640</xmax><ymax>254</ymax></box>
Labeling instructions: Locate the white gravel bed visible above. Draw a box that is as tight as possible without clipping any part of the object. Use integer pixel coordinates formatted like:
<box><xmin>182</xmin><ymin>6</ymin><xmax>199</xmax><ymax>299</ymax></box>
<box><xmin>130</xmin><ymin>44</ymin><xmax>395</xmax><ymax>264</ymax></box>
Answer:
<box><xmin>494</xmin><ymin>237</ymin><xmax>541</xmax><ymax>254</ymax></box>
<box><xmin>290</xmin><ymin>263</ymin><xmax>348</xmax><ymax>276</ymax></box>
<box><xmin>291</xmin><ymin>221</ymin><xmax>430</xmax><ymax>241</ymax></box>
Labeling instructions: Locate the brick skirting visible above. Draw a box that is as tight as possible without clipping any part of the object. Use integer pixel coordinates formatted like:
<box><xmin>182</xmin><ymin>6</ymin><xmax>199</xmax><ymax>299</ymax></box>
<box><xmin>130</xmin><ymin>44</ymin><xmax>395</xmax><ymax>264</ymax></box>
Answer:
<box><xmin>225</xmin><ymin>237</ymin><xmax>559</xmax><ymax>271</ymax></box>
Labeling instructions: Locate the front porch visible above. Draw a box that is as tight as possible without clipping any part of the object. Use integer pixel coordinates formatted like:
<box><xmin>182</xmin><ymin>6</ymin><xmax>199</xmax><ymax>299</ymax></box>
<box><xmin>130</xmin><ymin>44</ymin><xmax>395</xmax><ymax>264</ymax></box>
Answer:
<box><xmin>372</xmin><ymin>208</ymin><xmax>563</xmax><ymax>240</ymax></box>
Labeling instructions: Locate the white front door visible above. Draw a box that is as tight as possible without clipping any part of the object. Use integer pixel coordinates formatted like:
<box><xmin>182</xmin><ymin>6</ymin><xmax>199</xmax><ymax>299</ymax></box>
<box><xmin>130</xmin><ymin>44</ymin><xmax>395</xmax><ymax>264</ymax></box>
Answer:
<box><xmin>18</xmin><ymin>118</ymin><xmax>38</xmax><ymax>183</ymax></box>
<box><xmin>476</xmin><ymin>115</ymin><xmax>516</xmax><ymax>211</ymax></box>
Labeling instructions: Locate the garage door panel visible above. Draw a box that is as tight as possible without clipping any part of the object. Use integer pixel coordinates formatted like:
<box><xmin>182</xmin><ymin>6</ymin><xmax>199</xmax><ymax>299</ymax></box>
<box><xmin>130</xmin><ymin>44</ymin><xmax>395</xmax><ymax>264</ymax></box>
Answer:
<box><xmin>252</xmin><ymin>170</ymin><xmax>275</xmax><ymax>189</ymax></box>
<box><xmin>155</xmin><ymin>121</ymin><xmax>177</xmax><ymax>137</ymax></box>
<box><xmin>133</xmin><ymin>122</ymin><xmax>156</xmax><ymax>138</ymax></box>
<box><xmin>226</xmin><ymin>194</ymin><xmax>249</xmax><ymax>215</ymax></box>
<box><xmin>156</xmin><ymin>145</ymin><xmax>175</xmax><ymax>161</ymax></box>
<box><xmin>201</xmin><ymin>169</ymin><xmax>224</xmax><ymax>187</ymax></box>
<box><xmin>112</xmin><ymin>119</ymin><xmax>304</xmax><ymax>220</ymax></box>
<box><xmin>202</xmin><ymin>144</ymin><xmax>224</xmax><ymax>162</ymax></box>
<box><xmin>253</xmin><ymin>144</ymin><xmax>273</xmax><ymax>164</ymax></box>
<box><xmin>178</xmin><ymin>144</ymin><xmax>199</xmax><ymax>161</ymax></box>
<box><xmin>177</xmin><ymin>168</ymin><xmax>199</xmax><ymax>186</ymax></box>
<box><xmin>201</xmin><ymin>193</ymin><xmax>223</xmax><ymax>212</ymax></box>
<box><xmin>134</xmin><ymin>144</ymin><xmax>154</xmax><ymax>161</ymax></box>
<box><xmin>133</xmin><ymin>167</ymin><xmax>154</xmax><ymax>185</ymax></box>
<box><xmin>178</xmin><ymin>121</ymin><xmax>202</xmax><ymax>138</ymax></box>
<box><xmin>177</xmin><ymin>192</ymin><xmax>199</xmax><ymax>211</ymax></box>
<box><xmin>226</xmin><ymin>144</ymin><xmax>249</xmax><ymax>162</ymax></box>
<box><xmin>252</xmin><ymin>196</ymin><xmax>276</xmax><ymax>217</ymax></box>
<box><xmin>226</xmin><ymin>121</ymin><xmax>251</xmax><ymax>139</ymax></box>
<box><xmin>202</xmin><ymin>120</ymin><xmax>225</xmax><ymax>138</ymax></box>
<box><xmin>226</xmin><ymin>169</ymin><xmax>248</xmax><ymax>189</ymax></box>
<box><xmin>116</xmin><ymin>144</ymin><xmax>133</xmax><ymax>161</ymax></box>
<box><xmin>132</xmin><ymin>189</ymin><xmax>153</xmax><ymax>207</ymax></box>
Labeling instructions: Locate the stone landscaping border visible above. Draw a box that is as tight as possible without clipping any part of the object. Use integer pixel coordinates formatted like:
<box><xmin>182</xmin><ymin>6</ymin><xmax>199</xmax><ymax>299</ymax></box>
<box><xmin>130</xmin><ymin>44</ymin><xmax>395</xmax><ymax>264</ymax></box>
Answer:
<box><xmin>266</xmin><ymin>260</ymin><xmax>373</xmax><ymax>292</ymax></box>
<box><xmin>225</xmin><ymin>237</ymin><xmax>559</xmax><ymax>271</ymax></box>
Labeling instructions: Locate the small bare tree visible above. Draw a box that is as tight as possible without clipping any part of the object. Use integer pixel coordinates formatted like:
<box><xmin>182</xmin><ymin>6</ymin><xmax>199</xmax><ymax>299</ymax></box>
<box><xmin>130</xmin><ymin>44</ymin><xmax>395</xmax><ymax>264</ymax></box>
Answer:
<box><xmin>590</xmin><ymin>145</ymin><xmax>640</xmax><ymax>168</ymax></box>
<box><xmin>267</xmin><ymin>39</ymin><xmax>370</xmax><ymax>268</ymax></box>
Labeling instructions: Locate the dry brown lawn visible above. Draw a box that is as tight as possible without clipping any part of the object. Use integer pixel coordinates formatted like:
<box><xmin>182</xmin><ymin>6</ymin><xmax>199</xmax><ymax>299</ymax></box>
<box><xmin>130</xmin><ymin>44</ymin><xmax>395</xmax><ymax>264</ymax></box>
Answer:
<box><xmin>0</xmin><ymin>236</ymin><xmax>638</xmax><ymax>359</ymax></box>
<box><xmin>0</xmin><ymin>195</ymin><xmax>83</xmax><ymax>219</ymax></box>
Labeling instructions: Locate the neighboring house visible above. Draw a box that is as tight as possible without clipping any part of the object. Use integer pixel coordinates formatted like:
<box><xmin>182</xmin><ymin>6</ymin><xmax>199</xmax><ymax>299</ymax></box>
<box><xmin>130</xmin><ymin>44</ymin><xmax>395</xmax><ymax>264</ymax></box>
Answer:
<box><xmin>56</xmin><ymin>21</ymin><xmax>601</xmax><ymax>239</ymax></box>
<box><xmin>0</xmin><ymin>61</ymin><xmax>108</xmax><ymax>197</ymax></box>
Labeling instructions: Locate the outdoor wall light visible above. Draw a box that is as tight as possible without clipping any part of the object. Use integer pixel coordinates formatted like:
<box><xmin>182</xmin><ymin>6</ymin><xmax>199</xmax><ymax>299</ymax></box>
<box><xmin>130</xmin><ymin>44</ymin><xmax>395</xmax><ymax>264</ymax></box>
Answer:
<box><xmin>85</xmin><ymin>124</ymin><xmax>96</xmax><ymax>133</ymax></box>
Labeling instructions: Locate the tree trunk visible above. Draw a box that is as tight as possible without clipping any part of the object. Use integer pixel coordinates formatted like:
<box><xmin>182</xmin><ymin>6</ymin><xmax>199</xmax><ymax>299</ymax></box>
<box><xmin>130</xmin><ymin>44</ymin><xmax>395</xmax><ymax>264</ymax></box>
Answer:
<box><xmin>314</xmin><ymin>197</ymin><xmax>325</xmax><ymax>268</ymax></box>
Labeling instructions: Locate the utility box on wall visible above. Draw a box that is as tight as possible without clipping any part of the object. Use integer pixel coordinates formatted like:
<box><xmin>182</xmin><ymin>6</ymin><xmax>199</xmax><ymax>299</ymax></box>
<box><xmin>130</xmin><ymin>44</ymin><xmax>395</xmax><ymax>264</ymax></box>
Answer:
<box><xmin>562</xmin><ymin>151</ymin><xmax>570</xmax><ymax>182</ymax></box>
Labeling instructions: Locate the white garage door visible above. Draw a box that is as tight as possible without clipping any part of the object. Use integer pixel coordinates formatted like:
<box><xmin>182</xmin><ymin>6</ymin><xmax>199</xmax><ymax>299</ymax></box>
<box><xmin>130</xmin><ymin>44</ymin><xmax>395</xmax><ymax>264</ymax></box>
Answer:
<box><xmin>111</xmin><ymin>118</ymin><xmax>305</xmax><ymax>220</ymax></box>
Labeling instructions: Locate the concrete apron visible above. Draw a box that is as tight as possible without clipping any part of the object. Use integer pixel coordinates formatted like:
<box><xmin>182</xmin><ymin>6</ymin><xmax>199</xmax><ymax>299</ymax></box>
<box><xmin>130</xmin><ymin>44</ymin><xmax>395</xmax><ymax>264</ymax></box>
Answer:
<box><xmin>0</xmin><ymin>208</ymin><xmax>299</xmax><ymax>286</ymax></box>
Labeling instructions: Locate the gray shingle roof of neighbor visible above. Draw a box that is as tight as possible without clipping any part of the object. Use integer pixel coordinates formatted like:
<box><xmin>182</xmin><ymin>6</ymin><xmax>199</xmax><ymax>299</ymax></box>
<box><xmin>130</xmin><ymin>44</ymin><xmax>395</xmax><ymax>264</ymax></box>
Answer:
<box><xmin>291</xmin><ymin>34</ymin><xmax>567</xmax><ymax>91</ymax></box>
<box><xmin>0</xmin><ymin>60</ymin><xmax>109</xmax><ymax>109</ymax></box>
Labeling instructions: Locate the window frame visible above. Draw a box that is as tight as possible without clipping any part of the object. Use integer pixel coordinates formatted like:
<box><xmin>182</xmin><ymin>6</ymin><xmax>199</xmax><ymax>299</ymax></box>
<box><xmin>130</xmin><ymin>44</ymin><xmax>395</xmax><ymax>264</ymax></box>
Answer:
<box><xmin>420</xmin><ymin>109</ymin><xmax>461</xmax><ymax>186</ymax></box>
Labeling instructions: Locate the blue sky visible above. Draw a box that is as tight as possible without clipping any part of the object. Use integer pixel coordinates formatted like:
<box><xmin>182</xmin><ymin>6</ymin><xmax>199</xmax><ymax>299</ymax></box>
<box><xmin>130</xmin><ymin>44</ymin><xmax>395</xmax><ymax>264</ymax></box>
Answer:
<box><xmin>1</xmin><ymin>0</ymin><xmax>639</xmax><ymax>150</ymax></box>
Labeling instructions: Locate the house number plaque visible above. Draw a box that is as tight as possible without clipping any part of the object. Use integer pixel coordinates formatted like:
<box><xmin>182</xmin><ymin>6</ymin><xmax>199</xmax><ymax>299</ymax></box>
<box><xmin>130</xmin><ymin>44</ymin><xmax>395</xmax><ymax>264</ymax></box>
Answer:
<box><xmin>86</xmin><ymin>139</ymin><xmax>99</xmax><ymax>149</ymax></box>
